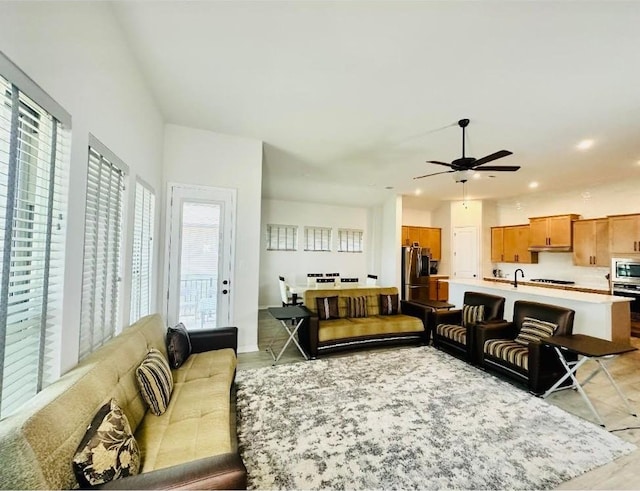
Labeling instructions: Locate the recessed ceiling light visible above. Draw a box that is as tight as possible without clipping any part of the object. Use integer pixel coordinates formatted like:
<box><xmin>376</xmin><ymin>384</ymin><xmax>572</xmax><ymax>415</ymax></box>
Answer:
<box><xmin>385</xmin><ymin>186</ymin><xmax>394</xmax><ymax>190</ymax></box>
<box><xmin>415</xmin><ymin>189</ymin><xmax>422</xmax><ymax>195</ymax></box>
<box><xmin>473</xmin><ymin>172</ymin><xmax>481</xmax><ymax>179</ymax></box>
<box><xmin>576</xmin><ymin>139</ymin><xmax>594</xmax><ymax>150</ymax></box>
<box><xmin>529</xmin><ymin>182</ymin><xmax>539</xmax><ymax>189</ymax></box>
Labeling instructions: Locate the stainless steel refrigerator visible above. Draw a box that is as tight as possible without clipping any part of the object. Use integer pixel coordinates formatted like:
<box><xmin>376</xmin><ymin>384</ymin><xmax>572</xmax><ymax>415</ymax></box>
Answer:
<box><xmin>401</xmin><ymin>245</ymin><xmax>431</xmax><ymax>302</ymax></box>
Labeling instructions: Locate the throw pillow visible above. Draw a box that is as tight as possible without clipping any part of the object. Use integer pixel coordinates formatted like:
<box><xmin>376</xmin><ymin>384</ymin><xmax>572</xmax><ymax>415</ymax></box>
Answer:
<box><xmin>379</xmin><ymin>293</ymin><xmax>399</xmax><ymax>315</ymax></box>
<box><xmin>346</xmin><ymin>296</ymin><xmax>368</xmax><ymax>318</ymax></box>
<box><xmin>316</xmin><ymin>296</ymin><xmax>339</xmax><ymax>320</ymax></box>
<box><xmin>72</xmin><ymin>399</ymin><xmax>141</xmax><ymax>487</ymax></box>
<box><xmin>166</xmin><ymin>322</ymin><xmax>191</xmax><ymax>369</ymax></box>
<box><xmin>515</xmin><ymin>316</ymin><xmax>558</xmax><ymax>346</ymax></box>
<box><xmin>136</xmin><ymin>348</ymin><xmax>173</xmax><ymax>416</ymax></box>
<box><xmin>461</xmin><ymin>304</ymin><xmax>485</xmax><ymax>328</ymax></box>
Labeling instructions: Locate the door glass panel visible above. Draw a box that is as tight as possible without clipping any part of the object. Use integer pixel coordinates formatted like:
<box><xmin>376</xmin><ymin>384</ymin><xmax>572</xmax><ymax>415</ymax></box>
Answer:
<box><xmin>179</xmin><ymin>202</ymin><xmax>221</xmax><ymax>329</ymax></box>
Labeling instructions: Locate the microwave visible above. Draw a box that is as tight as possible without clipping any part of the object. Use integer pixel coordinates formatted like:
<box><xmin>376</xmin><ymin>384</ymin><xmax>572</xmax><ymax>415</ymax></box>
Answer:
<box><xmin>611</xmin><ymin>257</ymin><xmax>640</xmax><ymax>284</ymax></box>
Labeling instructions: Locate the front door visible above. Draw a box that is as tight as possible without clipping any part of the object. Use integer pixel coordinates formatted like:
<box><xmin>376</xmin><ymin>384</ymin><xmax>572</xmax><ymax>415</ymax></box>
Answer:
<box><xmin>166</xmin><ymin>183</ymin><xmax>235</xmax><ymax>329</ymax></box>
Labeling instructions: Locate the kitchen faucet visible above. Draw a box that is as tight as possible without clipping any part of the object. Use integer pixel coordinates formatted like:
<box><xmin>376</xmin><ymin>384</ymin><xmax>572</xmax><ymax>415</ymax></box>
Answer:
<box><xmin>514</xmin><ymin>268</ymin><xmax>525</xmax><ymax>288</ymax></box>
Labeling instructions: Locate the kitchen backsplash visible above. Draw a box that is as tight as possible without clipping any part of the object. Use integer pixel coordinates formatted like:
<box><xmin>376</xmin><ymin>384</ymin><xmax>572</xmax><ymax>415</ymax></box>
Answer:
<box><xmin>492</xmin><ymin>252</ymin><xmax>610</xmax><ymax>291</ymax></box>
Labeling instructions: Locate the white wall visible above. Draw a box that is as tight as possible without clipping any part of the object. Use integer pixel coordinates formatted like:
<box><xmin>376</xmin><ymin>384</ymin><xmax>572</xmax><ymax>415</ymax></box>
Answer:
<box><xmin>259</xmin><ymin>199</ymin><xmax>373</xmax><ymax>307</ymax></box>
<box><xmin>0</xmin><ymin>3</ymin><xmax>165</xmax><ymax>375</ymax></box>
<box><xmin>382</xmin><ymin>196</ymin><xmax>403</xmax><ymax>288</ymax></box>
<box><xmin>163</xmin><ymin>124</ymin><xmax>263</xmax><ymax>352</ymax></box>
<box><xmin>402</xmin><ymin>207</ymin><xmax>432</xmax><ymax>226</ymax></box>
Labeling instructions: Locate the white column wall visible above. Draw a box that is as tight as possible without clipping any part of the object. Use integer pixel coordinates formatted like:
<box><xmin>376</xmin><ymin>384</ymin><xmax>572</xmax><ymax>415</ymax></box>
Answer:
<box><xmin>0</xmin><ymin>3</ymin><xmax>165</xmax><ymax>375</ymax></box>
<box><xmin>163</xmin><ymin>124</ymin><xmax>263</xmax><ymax>353</ymax></box>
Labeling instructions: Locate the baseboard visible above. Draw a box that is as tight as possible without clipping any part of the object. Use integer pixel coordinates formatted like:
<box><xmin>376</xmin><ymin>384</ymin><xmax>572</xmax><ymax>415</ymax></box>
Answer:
<box><xmin>238</xmin><ymin>343</ymin><xmax>259</xmax><ymax>353</ymax></box>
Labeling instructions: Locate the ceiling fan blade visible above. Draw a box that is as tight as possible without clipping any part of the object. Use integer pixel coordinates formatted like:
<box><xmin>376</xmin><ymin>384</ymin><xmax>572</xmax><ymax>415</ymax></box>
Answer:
<box><xmin>474</xmin><ymin>165</ymin><xmax>521</xmax><ymax>172</ymax></box>
<box><xmin>471</xmin><ymin>150</ymin><xmax>513</xmax><ymax>167</ymax></box>
<box><xmin>426</xmin><ymin>160</ymin><xmax>454</xmax><ymax>168</ymax></box>
<box><xmin>413</xmin><ymin>170</ymin><xmax>454</xmax><ymax>180</ymax></box>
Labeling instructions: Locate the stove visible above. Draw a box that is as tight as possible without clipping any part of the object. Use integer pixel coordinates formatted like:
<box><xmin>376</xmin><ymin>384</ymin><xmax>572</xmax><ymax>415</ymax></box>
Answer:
<box><xmin>529</xmin><ymin>278</ymin><xmax>576</xmax><ymax>285</ymax></box>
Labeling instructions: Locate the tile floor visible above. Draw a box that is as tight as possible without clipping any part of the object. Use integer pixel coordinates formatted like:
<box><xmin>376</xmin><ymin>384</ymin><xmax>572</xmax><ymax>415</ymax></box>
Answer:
<box><xmin>237</xmin><ymin>310</ymin><xmax>640</xmax><ymax>489</ymax></box>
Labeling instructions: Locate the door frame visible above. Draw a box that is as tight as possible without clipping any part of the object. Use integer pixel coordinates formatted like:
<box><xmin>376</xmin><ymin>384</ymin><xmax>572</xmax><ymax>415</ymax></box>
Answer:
<box><xmin>162</xmin><ymin>182</ymin><xmax>237</xmax><ymax>328</ymax></box>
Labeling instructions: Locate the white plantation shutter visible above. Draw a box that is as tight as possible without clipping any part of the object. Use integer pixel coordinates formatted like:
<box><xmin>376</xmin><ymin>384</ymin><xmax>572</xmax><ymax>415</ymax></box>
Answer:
<box><xmin>130</xmin><ymin>179</ymin><xmax>155</xmax><ymax>323</ymax></box>
<box><xmin>0</xmin><ymin>58</ymin><xmax>71</xmax><ymax>419</ymax></box>
<box><xmin>79</xmin><ymin>139</ymin><xmax>126</xmax><ymax>359</ymax></box>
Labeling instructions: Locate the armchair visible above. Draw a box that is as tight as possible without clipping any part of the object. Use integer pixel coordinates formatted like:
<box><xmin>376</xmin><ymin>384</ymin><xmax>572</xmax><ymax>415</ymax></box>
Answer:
<box><xmin>432</xmin><ymin>291</ymin><xmax>506</xmax><ymax>363</ymax></box>
<box><xmin>476</xmin><ymin>300</ymin><xmax>576</xmax><ymax>395</ymax></box>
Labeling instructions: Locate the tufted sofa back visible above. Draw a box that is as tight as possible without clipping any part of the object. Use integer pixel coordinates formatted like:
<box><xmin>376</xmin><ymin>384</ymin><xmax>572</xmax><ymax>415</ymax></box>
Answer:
<box><xmin>304</xmin><ymin>287</ymin><xmax>399</xmax><ymax>318</ymax></box>
<box><xmin>0</xmin><ymin>314</ymin><xmax>166</xmax><ymax>490</ymax></box>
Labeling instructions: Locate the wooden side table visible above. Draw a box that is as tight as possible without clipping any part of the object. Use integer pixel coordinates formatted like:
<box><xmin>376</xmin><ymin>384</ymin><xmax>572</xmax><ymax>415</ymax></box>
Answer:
<box><xmin>542</xmin><ymin>334</ymin><xmax>637</xmax><ymax>427</ymax></box>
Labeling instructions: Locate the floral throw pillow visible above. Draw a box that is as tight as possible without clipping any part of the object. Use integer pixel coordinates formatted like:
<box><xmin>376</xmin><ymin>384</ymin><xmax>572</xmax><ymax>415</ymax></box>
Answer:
<box><xmin>72</xmin><ymin>399</ymin><xmax>141</xmax><ymax>487</ymax></box>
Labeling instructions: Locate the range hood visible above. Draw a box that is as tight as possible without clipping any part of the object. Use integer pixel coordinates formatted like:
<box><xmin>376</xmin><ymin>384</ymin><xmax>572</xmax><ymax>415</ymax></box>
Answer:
<box><xmin>528</xmin><ymin>245</ymin><xmax>572</xmax><ymax>252</ymax></box>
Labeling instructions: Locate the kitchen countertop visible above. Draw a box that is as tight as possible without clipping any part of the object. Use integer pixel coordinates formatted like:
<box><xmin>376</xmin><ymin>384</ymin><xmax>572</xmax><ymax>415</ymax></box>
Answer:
<box><xmin>449</xmin><ymin>278</ymin><xmax>629</xmax><ymax>304</ymax></box>
<box><xmin>482</xmin><ymin>277</ymin><xmax>610</xmax><ymax>295</ymax></box>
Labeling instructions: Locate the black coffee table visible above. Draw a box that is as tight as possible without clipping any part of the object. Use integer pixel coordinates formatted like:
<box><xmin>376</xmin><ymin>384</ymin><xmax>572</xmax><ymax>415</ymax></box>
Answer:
<box><xmin>266</xmin><ymin>306</ymin><xmax>310</xmax><ymax>365</ymax></box>
<box><xmin>542</xmin><ymin>334</ymin><xmax>637</xmax><ymax>427</ymax></box>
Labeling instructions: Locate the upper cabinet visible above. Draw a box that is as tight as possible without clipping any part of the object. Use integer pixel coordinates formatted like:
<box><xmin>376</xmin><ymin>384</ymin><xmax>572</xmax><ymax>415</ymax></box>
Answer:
<box><xmin>529</xmin><ymin>214</ymin><xmax>580</xmax><ymax>251</ymax></box>
<box><xmin>492</xmin><ymin>225</ymin><xmax>538</xmax><ymax>264</ymax></box>
<box><xmin>609</xmin><ymin>213</ymin><xmax>640</xmax><ymax>254</ymax></box>
<box><xmin>401</xmin><ymin>226</ymin><xmax>442</xmax><ymax>260</ymax></box>
<box><xmin>572</xmin><ymin>218</ymin><xmax>609</xmax><ymax>266</ymax></box>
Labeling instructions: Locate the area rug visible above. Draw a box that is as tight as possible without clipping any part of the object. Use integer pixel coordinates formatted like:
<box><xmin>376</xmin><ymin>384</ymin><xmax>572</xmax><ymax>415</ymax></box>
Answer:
<box><xmin>236</xmin><ymin>346</ymin><xmax>636</xmax><ymax>490</ymax></box>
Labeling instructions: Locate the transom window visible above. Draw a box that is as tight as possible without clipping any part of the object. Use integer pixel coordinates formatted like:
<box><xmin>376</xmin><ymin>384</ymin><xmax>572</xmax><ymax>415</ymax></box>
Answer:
<box><xmin>304</xmin><ymin>226</ymin><xmax>331</xmax><ymax>252</ymax></box>
<box><xmin>338</xmin><ymin>228</ymin><xmax>364</xmax><ymax>253</ymax></box>
<box><xmin>266</xmin><ymin>224</ymin><xmax>297</xmax><ymax>251</ymax></box>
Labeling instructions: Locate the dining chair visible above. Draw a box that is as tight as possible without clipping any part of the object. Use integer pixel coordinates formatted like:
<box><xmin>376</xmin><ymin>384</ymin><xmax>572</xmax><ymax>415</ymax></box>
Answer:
<box><xmin>325</xmin><ymin>272</ymin><xmax>340</xmax><ymax>279</ymax></box>
<box><xmin>279</xmin><ymin>276</ymin><xmax>303</xmax><ymax>306</ymax></box>
<box><xmin>340</xmin><ymin>277</ymin><xmax>359</xmax><ymax>285</ymax></box>
<box><xmin>316</xmin><ymin>277</ymin><xmax>336</xmax><ymax>287</ymax></box>
<box><xmin>366</xmin><ymin>274</ymin><xmax>378</xmax><ymax>286</ymax></box>
<box><xmin>307</xmin><ymin>273</ymin><xmax>323</xmax><ymax>287</ymax></box>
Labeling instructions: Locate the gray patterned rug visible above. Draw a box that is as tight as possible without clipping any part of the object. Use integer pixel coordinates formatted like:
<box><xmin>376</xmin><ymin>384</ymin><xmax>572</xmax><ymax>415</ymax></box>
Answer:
<box><xmin>236</xmin><ymin>346</ymin><xmax>635</xmax><ymax>490</ymax></box>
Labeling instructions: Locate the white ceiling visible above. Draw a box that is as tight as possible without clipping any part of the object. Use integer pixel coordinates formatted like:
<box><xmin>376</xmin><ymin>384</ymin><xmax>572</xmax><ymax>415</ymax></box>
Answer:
<box><xmin>112</xmin><ymin>1</ymin><xmax>640</xmax><ymax>209</ymax></box>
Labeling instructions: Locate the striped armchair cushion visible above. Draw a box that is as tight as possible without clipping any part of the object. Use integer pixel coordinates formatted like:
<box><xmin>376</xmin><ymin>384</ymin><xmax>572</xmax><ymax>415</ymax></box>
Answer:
<box><xmin>461</xmin><ymin>304</ymin><xmax>485</xmax><ymax>328</ymax></box>
<box><xmin>436</xmin><ymin>324</ymin><xmax>467</xmax><ymax>344</ymax></box>
<box><xmin>484</xmin><ymin>339</ymin><xmax>529</xmax><ymax>370</ymax></box>
<box><xmin>514</xmin><ymin>317</ymin><xmax>558</xmax><ymax>346</ymax></box>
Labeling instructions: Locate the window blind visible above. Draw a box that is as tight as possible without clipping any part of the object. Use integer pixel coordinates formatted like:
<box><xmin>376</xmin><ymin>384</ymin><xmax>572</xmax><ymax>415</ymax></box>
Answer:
<box><xmin>338</xmin><ymin>228</ymin><xmax>364</xmax><ymax>252</ymax></box>
<box><xmin>304</xmin><ymin>226</ymin><xmax>331</xmax><ymax>251</ymax></box>
<box><xmin>130</xmin><ymin>179</ymin><xmax>155</xmax><ymax>323</ymax></box>
<box><xmin>79</xmin><ymin>143</ymin><xmax>125</xmax><ymax>359</ymax></box>
<box><xmin>0</xmin><ymin>72</ymin><xmax>69</xmax><ymax>419</ymax></box>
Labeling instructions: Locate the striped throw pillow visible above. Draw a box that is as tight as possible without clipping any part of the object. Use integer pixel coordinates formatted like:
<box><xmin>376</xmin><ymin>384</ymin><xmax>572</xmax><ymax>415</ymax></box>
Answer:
<box><xmin>461</xmin><ymin>304</ymin><xmax>485</xmax><ymax>328</ymax></box>
<box><xmin>347</xmin><ymin>296</ymin><xmax>368</xmax><ymax>318</ymax></box>
<box><xmin>316</xmin><ymin>296</ymin><xmax>339</xmax><ymax>320</ymax></box>
<box><xmin>136</xmin><ymin>349</ymin><xmax>173</xmax><ymax>416</ymax></box>
<box><xmin>379</xmin><ymin>294</ymin><xmax>399</xmax><ymax>315</ymax></box>
<box><xmin>514</xmin><ymin>316</ymin><xmax>558</xmax><ymax>346</ymax></box>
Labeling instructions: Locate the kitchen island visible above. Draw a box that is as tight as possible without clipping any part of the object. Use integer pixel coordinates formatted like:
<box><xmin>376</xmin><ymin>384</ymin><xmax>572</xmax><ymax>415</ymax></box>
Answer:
<box><xmin>447</xmin><ymin>279</ymin><xmax>631</xmax><ymax>342</ymax></box>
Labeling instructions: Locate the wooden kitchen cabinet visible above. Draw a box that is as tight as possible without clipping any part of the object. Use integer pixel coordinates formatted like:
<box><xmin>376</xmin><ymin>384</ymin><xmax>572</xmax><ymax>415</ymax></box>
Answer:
<box><xmin>529</xmin><ymin>214</ymin><xmax>580</xmax><ymax>250</ymax></box>
<box><xmin>573</xmin><ymin>218</ymin><xmax>609</xmax><ymax>266</ymax></box>
<box><xmin>401</xmin><ymin>226</ymin><xmax>441</xmax><ymax>260</ymax></box>
<box><xmin>491</xmin><ymin>227</ymin><xmax>505</xmax><ymax>262</ymax></box>
<box><xmin>492</xmin><ymin>225</ymin><xmax>538</xmax><ymax>264</ymax></box>
<box><xmin>608</xmin><ymin>213</ymin><xmax>640</xmax><ymax>254</ymax></box>
<box><xmin>428</xmin><ymin>276</ymin><xmax>449</xmax><ymax>301</ymax></box>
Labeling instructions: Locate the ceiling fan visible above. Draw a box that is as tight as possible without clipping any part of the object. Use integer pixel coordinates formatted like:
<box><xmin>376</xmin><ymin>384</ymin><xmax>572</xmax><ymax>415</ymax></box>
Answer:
<box><xmin>414</xmin><ymin>118</ymin><xmax>520</xmax><ymax>182</ymax></box>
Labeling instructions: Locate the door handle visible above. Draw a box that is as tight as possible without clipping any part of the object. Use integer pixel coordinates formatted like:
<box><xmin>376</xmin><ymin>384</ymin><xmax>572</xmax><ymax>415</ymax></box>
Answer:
<box><xmin>223</xmin><ymin>280</ymin><xmax>229</xmax><ymax>285</ymax></box>
<box><xmin>222</xmin><ymin>289</ymin><xmax>228</xmax><ymax>295</ymax></box>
